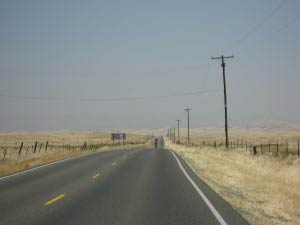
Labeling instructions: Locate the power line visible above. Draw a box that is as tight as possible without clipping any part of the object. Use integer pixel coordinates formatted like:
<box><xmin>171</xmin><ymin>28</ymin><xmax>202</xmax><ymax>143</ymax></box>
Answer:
<box><xmin>228</xmin><ymin>0</ymin><xmax>289</xmax><ymax>51</ymax></box>
<box><xmin>272</xmin><ymin>14</ymin><xmax>300</xmax><ymax>34</ymax></box>
<box><xmin>239</xmin><ymin>13</ymin><xmax>300</xmax><ymax>47</ymax></box>
<box><xmin>0</xmin><ymin>89</ymin><xmax>221</xmax><ymax>102</ymax></box>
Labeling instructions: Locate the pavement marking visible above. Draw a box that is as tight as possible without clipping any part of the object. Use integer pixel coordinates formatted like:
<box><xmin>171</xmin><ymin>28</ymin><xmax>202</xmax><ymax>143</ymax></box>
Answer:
<box><xmin>170</xmin><ymin>150</ymin><xmax>228</xmax><ymax>225</ymax></box>
<box><xmin>0</xmin><ymin>151</ymin><xmax>101</xmax><ymax>181</ymax></box>
<box><xmin>112</xmin><ymin>162</ymin><xmax>117</xmax><ymax>166</ymax></box>
<box><xmin>92</xmin><ymin>173</ymin><xmax>101</xmax><ymax>179</ymax></box>
<box><xmin>44</xmin><ymin>194</ymin><xmax>65</xmax><ymax>206</ymax></box>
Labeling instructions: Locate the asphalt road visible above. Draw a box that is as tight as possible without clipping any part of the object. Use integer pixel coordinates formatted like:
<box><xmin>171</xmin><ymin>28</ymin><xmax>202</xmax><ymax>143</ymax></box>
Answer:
<box><xmin>0</xmin><ymin>146</ymin><xmax>249</xmax><ymax>225</ymax></box>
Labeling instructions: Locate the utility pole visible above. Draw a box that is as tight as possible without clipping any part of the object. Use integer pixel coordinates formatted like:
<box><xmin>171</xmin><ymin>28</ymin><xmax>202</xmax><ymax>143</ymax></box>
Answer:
<box><xmin>184</xmin><ymin>108</ymin><xmax>191</xmax><ymax>145</ymax></box>
<box><xmin>211</xmin><ymin>55</ymin><xmax>234</xmax><ymax>148</ymax></box>
<box><xmin>176</xmin><ymin>120</ymin><xmax>181</xmax><ymax>144</ymax></box>
<box><xmin>173</xmin><ymin>128</ymin><xmax>176</xmax><ymax>143</ymax></box>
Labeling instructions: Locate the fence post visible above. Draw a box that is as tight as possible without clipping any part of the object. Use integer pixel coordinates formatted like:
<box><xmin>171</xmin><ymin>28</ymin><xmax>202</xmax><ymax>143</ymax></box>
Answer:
<box><xmin>246</xmin><ymin>141</ymin><xmax>247</xmax><ymax>152</ymax></box>
<box><xmin>39</xmin><ymin>143</ymin><xmax>43</xmax><ymax>152</ymax></box>
<box><xmin>33</xmin><ymin>141</ymin><xmax>38</xmax><ymax>153</ymax></box>
<box><xmin>18</xmin><ymin>142</ymin><xmax>24</xmax><ymax>156</ymax></box>
<box><xmin>298</xmin><ymin>140</ymin><xmax>299</xmax><ymax>159</ymax></box>
<box><xmin>26</xmin><ymin>146</ymin><xmax>29</xmax><ymax>158</ymax></box>
<box><xmin>286</xmin><ymin>140</ymin><xmax>288</xmax><ymax>154</ymax></box>
<box><xmin>45</xmin><ymin>141</ymin><xmax>48</xmax><ymax>151</ymax></box>
<box><xmin>3</xmin><ymin>148</ymin><xmax>7</xmax><ymax>161</ymax></box>
<box><xmin>269</xmin><ymin>141</ymin><xmax>271</xmax><ymax>155</ymax></box>
<box><xmin>253</xmin><ymin>146</ymin><xmax>257</xmax><ymax>155</ymax></box>
<box><xmin>277</xmin><ymin>140</ymin><xmax>279</xmax><ymax>154</ymax></box>
<box><xmin>83</xmin><ymin>141</ymin><xmax>87</xmax><ymax>150</ymax></box>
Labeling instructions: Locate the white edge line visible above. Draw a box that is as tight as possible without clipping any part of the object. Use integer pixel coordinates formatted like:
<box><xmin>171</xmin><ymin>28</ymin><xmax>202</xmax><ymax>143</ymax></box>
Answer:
<box><xmin>0</xmin><ymin>151</ymin><xmax>100</xmax><ymax>181</ymax></box>
<box><xmin>170</xmin><ymin>150</ymin><xmax>228</xmax><ymax>225</ymax></box>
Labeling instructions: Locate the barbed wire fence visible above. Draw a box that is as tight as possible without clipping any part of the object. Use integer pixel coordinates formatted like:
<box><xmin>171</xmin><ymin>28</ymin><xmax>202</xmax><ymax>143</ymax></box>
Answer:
<box><xmin>168</xmin><ymin>136</ymin><xmax>300</xmax><ymax>158</ymax></box>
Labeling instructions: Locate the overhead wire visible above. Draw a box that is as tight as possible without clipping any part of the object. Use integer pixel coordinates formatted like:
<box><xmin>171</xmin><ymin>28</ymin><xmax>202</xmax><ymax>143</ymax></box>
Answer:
<box><xmin>226</xmin><ymin>0</ymin><xmax>290</xmax><ymax>52</ymax></box>
<box><xmin>0</xmin><ymin>89</ymin><xmax>221</xmax><ymax>102</ymax></box>
<box><xmin>272</xmin><ymin>13</ymin><xmax>300</xmax><ymax>34</ymax></box>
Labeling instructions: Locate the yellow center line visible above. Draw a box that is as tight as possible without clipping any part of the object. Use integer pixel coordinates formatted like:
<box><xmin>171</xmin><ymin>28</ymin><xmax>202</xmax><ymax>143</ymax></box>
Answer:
<box><xmin>92</xmin><ymin>173</ymin><xmax>101</xmax><ymax>179</ymax></box>
<box><xmin>112</xmin><ymin>162</ymin><xmax>117</xmax><ymax>166</ymax></box>
<box><xmin>44</xmin><ymin>194</ymin><xmax>65</xmax><ymax>206</ymax></box>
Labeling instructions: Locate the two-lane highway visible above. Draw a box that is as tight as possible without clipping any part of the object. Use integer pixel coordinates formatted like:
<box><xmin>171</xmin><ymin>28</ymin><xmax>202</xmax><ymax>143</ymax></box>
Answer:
<box><xmin>0</xmin><ymin>147</ymin><xmax>249</xmax><ymax>225</ymax></box>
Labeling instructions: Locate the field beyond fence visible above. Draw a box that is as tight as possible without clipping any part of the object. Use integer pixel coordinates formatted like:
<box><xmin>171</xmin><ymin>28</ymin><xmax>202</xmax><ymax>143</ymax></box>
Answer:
<box><xmin>0</xmin><ymin>131</ymin><xmax>153</xmax><ymax>176</ymax></box>
<box><xmin>170</xmin><ymin>128</ymin><xmax>300</xmax><ymax>158</ymax></box>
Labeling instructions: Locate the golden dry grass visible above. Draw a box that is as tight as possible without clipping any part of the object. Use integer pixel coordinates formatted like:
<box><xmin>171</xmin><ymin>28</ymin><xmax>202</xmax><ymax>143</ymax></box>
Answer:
<box><xmin>179</xmin><ymin>128</ymin><xmax>300</xmax><ymax>144</ymax></box>
<box><xmin>166</xmin><ymin>128</ymin><xmax>300</xmax><ymax>225</ymax></box>
<box><xmin>0</xmin><ymin>131</ymin><xmax>152</xmax><ymax>177</ymax></box>
<box><xmin>0</xmin><ymin>131</ymin><xmax>148</xmax><ymax>147</ymax></box>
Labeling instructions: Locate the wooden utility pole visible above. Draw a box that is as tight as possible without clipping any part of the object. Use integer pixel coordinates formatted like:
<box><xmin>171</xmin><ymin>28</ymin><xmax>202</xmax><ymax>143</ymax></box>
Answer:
<box><xmin>184</xmin><ymin>108</ymin><xmax>191</xmax><ymax>145</ymax></box>
<box><xmin>173</xmin><ymin>128</ymin><xmax>176</xmax><ymax>143</ymax></box>
<box><xmin>212</xmin><ymin>55</ymin><xmax>234</xmax><ymax>148</ymax></box>
<box><xmin>176</xmin><ymin>120</ymin><xmax>181</xmax><ymax>144</ymax></box>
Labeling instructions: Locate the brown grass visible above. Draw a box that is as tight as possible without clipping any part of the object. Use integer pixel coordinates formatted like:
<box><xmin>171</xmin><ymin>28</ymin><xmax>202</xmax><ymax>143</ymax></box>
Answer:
<box><xmin>0</xmin><ymin>131</ymin><xmax>152</xmax><ymax>177</ymax></box>
<box><xmin>0</xmin><ymin>131</ymin><xmax>148</xmax><ymax>147</ymax></box>
<box><xmin>179</xmin><ymin>127</ymin><xmax>300</xmax><ymax>144</ymax></box>
<box><xmin>166</xmin><ymin>128</ymin><xmax>300</xmax><ymax>225</ymax></box>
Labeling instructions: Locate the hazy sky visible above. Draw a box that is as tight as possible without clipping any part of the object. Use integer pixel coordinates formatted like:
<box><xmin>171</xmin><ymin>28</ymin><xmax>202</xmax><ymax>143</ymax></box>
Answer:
<box><xmin>0</xmin><ymin>0</ymin><xmax>300</xmax><ymax>131</ymax></box>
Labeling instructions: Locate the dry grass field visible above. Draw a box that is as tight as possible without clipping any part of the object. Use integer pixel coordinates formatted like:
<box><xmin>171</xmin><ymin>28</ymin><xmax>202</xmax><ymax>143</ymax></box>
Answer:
<box><xmin>166</xmin><ymin>128</ymin><xmax>300</xmax><ymax>225</ymax></box>
<box><xmin>176</xmin><ymin>128</ymin><xmax>300</xmax><ymax>156</ymax></box>
<box><xmin>0</xmin><ymin>131</ymin><xmax>152</xmax><ymax>177</ymax></box>
<box><xmin>178</xmin><ymin>127</ymin><xmax>300</xmax><ymax>144</ymax></box>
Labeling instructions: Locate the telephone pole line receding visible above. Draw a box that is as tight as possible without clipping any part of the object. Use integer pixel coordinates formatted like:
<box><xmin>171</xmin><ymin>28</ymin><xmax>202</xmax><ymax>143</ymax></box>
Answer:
<box><xmin>173</xmin><ymin>128</ymin><xmax>176</xmax><ymax>143</ymax></box>
<box><xmin>184</xmin><ymin>108</ymin><xmax>191</xmax><ymax>145</ymax></box>
<box><xmin>176</xmin><ymin>120</ymin><xmax>181</xmax><ymax>144</ymax></box>
<box><xmin>211</xmin><ymin>55</ymin><xmax>234</xmax><ymax>148</ymax></box>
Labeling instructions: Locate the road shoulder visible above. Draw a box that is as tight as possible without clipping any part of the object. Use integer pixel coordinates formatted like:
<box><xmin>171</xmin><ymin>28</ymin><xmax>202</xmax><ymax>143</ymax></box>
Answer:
<box><xmin>168</xmin><ymin>149</ymin><xmax>250</xmax><ymax>225</ymax></box>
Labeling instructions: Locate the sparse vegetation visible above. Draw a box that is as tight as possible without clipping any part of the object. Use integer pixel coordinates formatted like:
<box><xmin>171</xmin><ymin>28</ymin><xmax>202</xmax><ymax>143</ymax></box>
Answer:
<box><xmin>166</xmin><ymin>128</ymin><xmax>300</xmax><ymax>225</ymax></box>
<box><xmin>0</xmin><ymin>131</ymin><xmax>153</xmax><ymax>177</ymax></box>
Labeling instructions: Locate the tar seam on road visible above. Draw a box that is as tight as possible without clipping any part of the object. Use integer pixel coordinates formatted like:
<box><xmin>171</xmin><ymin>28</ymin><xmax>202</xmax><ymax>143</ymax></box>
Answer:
<box><xmin>44</xmin><ymin>194</ymin><xmax>65</xmax><ymax>206</ymax></box>
<box><xmin>0</xmin><ymin>151</ymin><xmax>101</xmax><ymax>181</ymax></box>
<box><xmin>170</xmin><ymin>150</ymin><xmax>228</xmax><ymax>225</ymax></box>
<box><xmin>92</xmin><ymin>173</ymin><xmax>101</xmax><ymax>179</ymax></box>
